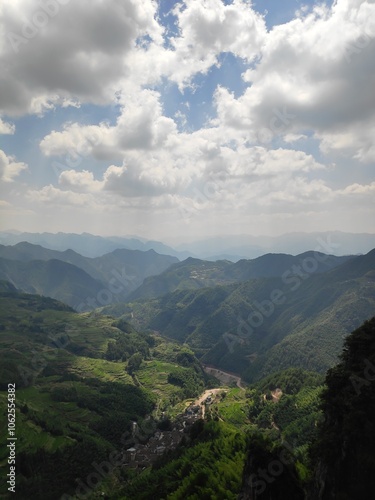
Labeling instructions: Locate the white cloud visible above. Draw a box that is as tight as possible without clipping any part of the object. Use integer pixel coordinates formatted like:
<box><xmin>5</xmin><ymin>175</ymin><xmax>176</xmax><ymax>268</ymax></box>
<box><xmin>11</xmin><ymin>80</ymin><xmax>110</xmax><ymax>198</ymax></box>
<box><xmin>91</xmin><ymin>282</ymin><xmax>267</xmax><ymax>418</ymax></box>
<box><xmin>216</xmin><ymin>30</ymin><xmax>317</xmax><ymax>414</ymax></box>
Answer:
<box><xmin>283</xmin><ymin>133</ymin><xmax>307</xmax><ymax>143</ymax></box>
<box><xmin>0</xmin><ymin>149</ymin><xmax>27</xmax><ymax>182</ymax></box>
<box><xmin>214</xmin><ymin>0</ymin><xmax>375</xmax><ymax>160</ymax></box>
<box><xmin>27</xmin><ymin>185</ymin><xmax>95</xmax><ymax>207</ymax></box>
<box><xmin>0</xmin><ymin>118</ymin><xmax>15</xmax><ymax>134</ymax></box>
<box><xmin>167</xmin><ymin>0</ymin><xmax>266</xmax><ymax>88</ymax></box>
<box><xmin>1</xmin><ymin>0</ymin><xmax>375</xmax><ymax>239</ymax></box>
<box><xmin>40</xmin><ymin>122</ymin><xmax>108</xmax><ymax>158</ymax></box>
<box><xmin>0</xmin><ymin>0</ymin><xmax>164</xmax><ymax>115</ymax></box>
<box><xmin>58</xmin><ymin>170</ymin><xmax>102</xmax><ymax>193</ymax></box>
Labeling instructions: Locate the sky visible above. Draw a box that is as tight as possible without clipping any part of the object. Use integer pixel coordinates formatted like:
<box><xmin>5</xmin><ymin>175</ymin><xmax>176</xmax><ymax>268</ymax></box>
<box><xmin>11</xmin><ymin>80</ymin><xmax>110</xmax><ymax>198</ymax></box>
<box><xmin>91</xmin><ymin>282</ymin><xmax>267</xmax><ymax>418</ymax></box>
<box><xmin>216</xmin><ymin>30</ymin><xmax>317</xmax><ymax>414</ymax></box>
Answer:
<box><xmin>0</xmin><ymin>0</ymin><xmax>374</xmax><ymax>245</ymax></box>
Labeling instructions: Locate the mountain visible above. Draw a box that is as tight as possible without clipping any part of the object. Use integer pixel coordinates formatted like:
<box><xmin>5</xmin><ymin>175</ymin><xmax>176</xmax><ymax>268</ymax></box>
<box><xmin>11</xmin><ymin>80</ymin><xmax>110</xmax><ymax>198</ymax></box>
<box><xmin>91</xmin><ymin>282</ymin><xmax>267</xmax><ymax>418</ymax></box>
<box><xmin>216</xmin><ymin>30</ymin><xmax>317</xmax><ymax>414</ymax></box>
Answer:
<box><xmin>177</xmin><ymin>231</ymin><xmax>375</xmax><ymax>260</ymax></box>
<box><xmin>1</xmin><ymin>230</ymin><xmax>375</xmax><ymax>261</ymax></box>
<box><xmin>0</xmin><ymin>289</ymin><xmax>210</xmax><ymax>499</ymax></box>
<box><xmin>0</xmin><ymin>231</ymin><xmax>190</xmax><ymax>259</ymax></box>
<box><xmin>127</xmin><ymin>257</ymin><xmax>233</xmax><ymax>301</ymax></box>
<box><xmin>127</xmin><ymin>251</ymin><xmax>353</xmax><ymax>301</ymax></box>
<box><xmin>0</xmin><ymin>257</ymin><xmax>105</xmax><ymax>310</ymax></box>
<box><xmin>108</xmin><ymin>249</ymin><xmax>375</xmax><ymax>382</ymax></box>
<box><xmin>0</xmin><ymin>242</ymin><xmax>179</xmax><ymax>307</ymax></box>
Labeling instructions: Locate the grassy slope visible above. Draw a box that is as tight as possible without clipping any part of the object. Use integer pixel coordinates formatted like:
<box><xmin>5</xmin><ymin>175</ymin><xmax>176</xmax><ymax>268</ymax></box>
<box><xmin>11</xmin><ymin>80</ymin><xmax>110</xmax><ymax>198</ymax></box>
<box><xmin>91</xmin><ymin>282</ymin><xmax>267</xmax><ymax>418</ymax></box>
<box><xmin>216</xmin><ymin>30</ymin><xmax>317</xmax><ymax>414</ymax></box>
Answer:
<box><xmin>0</xmin><ymin>291</ymin><xmax>206</xmax><ymax>499</ymax></box>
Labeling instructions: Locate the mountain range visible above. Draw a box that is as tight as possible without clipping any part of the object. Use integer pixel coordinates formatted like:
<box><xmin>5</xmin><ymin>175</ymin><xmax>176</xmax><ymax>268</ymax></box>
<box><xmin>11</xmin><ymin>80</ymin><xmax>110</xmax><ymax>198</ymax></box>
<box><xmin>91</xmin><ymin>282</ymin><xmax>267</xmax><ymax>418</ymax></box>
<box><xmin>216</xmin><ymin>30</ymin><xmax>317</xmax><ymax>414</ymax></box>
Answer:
<box><xmin>1</xmin><ymin>230</ymin><xmax>375</xmax><ymax>260</ymax></box>
<box><xmin>0</xmin><ymin>242</ymin><xmax>178</xmax><ymax>310</ymax></box>
<box><xmin>127</xmin><ymin>252</ymin><xmax>353</xmax><ymax>301</ymax></box>
<box><xmin>105</xmin><ymin>249</ymin><xmax>375</xmax><ymax>383</ymax></box>
<box><xmin>1</xmin><ymin>237</ymin><xmax>374</xmax><ymax>383</ymax></box>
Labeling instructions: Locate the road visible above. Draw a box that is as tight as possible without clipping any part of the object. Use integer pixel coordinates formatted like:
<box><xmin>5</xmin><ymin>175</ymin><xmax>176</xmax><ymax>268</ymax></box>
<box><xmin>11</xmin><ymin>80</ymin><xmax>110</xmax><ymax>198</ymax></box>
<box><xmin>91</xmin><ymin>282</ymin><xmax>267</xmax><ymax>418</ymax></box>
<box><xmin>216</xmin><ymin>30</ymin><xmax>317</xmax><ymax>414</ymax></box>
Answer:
<box><xmin>202</xmin><ymin>364</ymin><xmax>245</xmax><ymax>390</ymax></box>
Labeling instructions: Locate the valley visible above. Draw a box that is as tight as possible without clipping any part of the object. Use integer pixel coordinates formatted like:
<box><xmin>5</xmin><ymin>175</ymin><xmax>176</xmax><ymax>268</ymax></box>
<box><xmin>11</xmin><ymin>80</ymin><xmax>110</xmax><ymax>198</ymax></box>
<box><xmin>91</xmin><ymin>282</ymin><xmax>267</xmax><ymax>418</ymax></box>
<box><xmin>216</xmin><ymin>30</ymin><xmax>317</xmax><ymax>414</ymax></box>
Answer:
<box><xmin>0</xmin><ymin>235</ymin><xmax>374</xmax><ymax>499</ymax></box>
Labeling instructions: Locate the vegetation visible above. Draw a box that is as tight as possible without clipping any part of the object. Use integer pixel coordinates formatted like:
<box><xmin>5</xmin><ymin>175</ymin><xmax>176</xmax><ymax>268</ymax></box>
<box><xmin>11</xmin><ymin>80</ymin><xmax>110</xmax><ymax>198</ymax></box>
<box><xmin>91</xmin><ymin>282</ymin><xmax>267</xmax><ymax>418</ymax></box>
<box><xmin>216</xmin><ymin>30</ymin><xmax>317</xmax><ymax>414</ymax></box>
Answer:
<box><xmin>1</xmin><ymin>243</ymin><xmax>375</xmax><ymax>500</ymax></box>
<box><xmin>105</xmin><ymin>249</ymin><xmax>375</xmax><ymax>383</ymax></box>
<box><xmin>308</xmin><ymin>316</ymin><xmax>375</xmax><ymax>499</ymax></box>
<box><xmin>119</xmin><ymin>420</ymin><xmax>246</xmax><ymax>500</ymax></box>
<box><xmin>0</xmin><ymin>291</ymin><xmax>207</xmax><ymax>499</ymax></box>
<box><xmin>0</xmin><ymin>242</ymin><xmax>178</xmax><ymax>309</ymax></box>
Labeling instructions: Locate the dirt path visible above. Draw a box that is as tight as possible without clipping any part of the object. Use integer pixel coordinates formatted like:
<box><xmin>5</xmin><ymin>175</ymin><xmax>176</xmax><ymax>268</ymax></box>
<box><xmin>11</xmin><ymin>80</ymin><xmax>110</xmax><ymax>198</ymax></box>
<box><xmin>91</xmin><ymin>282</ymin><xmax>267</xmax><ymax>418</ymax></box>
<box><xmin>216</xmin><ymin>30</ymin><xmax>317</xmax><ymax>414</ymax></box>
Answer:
<box><xmin>202</xmin><ymin>364</ymin><xmax>245</xmax><ymax>390</ymax></box>
<box><xmin>193</xmin><ymin>388</ymin><xmax>225</xmax><ymax>418</ymax></box>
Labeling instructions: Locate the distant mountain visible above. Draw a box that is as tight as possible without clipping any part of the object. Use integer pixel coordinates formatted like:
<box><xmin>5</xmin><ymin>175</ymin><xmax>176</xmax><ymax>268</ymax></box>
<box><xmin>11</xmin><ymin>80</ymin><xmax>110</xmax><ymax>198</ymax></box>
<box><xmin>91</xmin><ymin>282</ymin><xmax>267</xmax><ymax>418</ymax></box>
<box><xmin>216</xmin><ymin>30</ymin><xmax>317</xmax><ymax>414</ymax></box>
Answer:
<box><xmin>127</xmin><ymin>251</ymin><xmax>354</xmax><ymax>301</ymax></box>
<box><xmin>2</xmin><ymin>230</ymin><xmax>374</xmax><ymax>261</ymax></box>
<box><xmin>109</xmin><ymin>249</ymin><xmax>375</xmax><ymax>382</ymax></box>
<box><xmin>0</xmin><ymin>231</ymin><xmax>190</xmax><ymax>259</ymax></box>
<box><xmin>177</xmin><ymin>231</ymin><xmax>375</xmax><ymax>259</ymax></box>
<box><xmin>0</xmin><ymin>242</ymin><xmax>179</xmax><ymax>308</ymax></box>
<box><xmin>0</xmin><ymin>257</ymin><xmax>105</xmax><ymax>310</ymax></box>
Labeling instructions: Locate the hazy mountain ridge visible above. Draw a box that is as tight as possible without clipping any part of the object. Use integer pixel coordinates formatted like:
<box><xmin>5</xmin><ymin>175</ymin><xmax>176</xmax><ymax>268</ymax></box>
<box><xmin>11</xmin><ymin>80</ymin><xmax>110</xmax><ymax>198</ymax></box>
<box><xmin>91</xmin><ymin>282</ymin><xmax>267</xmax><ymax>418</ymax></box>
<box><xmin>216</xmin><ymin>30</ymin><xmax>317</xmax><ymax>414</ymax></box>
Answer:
<box><xmin>124</xmin><ymin>251</ymin><xmax>354</xmax><ymax>301</ymax></box>
<box><xmin>0</xmin><ymin>231</ymin><xmax>190</xmax><ymax>259</ymax></box>
<box><xmin>1</xmin><ymin>230</ymin><xmax>375</xmax><ymax>261</ymax></box>
<box><xmin>0</xmin><ymin>242</ymin><xmax>179</xmax><ymax>309</ymax></box>
<box><xmin>0</xmin><ymin>257</ymin><xmax>105</xmax><ymax>310</ymax></box>
<box><xmin>111</xmin><ymin>249</ymin><xmax>375</xmax><ymax>381</ymax></box>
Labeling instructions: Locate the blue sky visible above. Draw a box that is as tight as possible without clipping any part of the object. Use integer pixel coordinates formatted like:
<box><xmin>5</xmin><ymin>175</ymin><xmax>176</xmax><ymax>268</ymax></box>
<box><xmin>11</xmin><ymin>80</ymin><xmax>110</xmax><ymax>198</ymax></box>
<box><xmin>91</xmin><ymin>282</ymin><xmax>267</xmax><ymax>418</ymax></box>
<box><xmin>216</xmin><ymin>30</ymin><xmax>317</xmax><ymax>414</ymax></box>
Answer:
<box><xmin>0</xmin><ymin>0</ymin><xmax>374</xmax><ymax>244</ymax></box>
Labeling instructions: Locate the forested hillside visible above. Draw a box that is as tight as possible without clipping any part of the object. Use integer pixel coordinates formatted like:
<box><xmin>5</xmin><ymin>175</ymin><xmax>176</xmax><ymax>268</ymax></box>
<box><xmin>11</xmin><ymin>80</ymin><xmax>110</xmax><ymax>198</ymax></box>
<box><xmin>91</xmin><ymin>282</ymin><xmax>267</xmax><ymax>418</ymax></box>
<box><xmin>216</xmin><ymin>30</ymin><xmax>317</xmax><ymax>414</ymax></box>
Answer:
<box><xmin>104</xmin><ymin>249</ymin><xmax>375</xmax><ymax>382</ymax></box>
<box><xmin>127</xmin><ymin>251</ymin><xmax>353</xmax><ymax>301</ymax></box>
<box><xmin>0</xmin><ymin>243</ymin><xmax>178</xmax><ymax>309</ymax></box>
<box><xmin>0</xmin><ymin>289</ymin><xmax>208</xmax><ymax>499</ymax></box>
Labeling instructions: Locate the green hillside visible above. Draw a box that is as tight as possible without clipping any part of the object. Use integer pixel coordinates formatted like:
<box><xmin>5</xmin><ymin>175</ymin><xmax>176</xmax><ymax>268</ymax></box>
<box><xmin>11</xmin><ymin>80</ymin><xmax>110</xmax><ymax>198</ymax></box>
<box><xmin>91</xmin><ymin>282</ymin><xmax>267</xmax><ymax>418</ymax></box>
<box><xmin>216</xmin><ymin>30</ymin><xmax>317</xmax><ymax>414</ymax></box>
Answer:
<box><xmin>108</xmin><ymin>250</ymin><xmax>375</xmax><ymax>381</ymax></box>
<box><xmin>0</xmin><ymin>257</ymin><xmax>105</xmax><ymax>311</ymax></box>
<box><xmin>0</xmin><ymin>290</ymin><xmax>208</xmax><ymax>499</ymax></box>
<box><xmin>127</xmin><ymin>251</ymin><xmax>353</xmax><ymax>301</ymax></box>
<box><xmin>0</xmin><ymin>242</ymin><xmax>179</xmax><ymax>306</ymax></box>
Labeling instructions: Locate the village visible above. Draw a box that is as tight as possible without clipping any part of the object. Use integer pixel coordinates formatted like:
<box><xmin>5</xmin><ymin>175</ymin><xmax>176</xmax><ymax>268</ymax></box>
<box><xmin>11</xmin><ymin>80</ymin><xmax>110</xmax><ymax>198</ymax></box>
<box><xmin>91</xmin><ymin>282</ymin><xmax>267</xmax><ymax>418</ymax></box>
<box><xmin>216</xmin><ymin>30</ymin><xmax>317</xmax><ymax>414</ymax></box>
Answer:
<box><xmin>122</xmin><ymin>392</ymin><xmax>217</xmax><ymax>470</ymax></box>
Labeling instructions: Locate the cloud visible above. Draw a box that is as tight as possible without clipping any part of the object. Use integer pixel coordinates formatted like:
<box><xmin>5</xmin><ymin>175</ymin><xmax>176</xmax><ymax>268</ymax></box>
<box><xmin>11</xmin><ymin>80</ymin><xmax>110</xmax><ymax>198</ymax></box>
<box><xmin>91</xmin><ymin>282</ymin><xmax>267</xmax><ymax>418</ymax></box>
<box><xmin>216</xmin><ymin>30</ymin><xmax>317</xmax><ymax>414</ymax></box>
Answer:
<box><xmin>0</xmin><ymin>150</ymin><xmax>27</xmax><ymax>182</ymax></box>
<box><xmin>0</xmin><ymin>118</ymin><xmax>15</xmax><ymax>134</ymax></box>
<box><xmin>27</xmin><ymin>184</ymin><xmax>95</xmax><ymax>207</ymax></box>
<box><xmin>0</xmin><ymin>0</ymin><xmax>268</xmax><ymax>116</ymax></box>
<box><xmin>1</xmin><ymin>0</ymin><xmax>375</xmax><ymax>240</ymax></box>
<box><xmin>40</xmin><ymin>122</ymin><xmax>107</xmax><ymax>158</ymax></box>
<box><xmin>0</xmin><ymin>0</ymin><xmax>164</xmax><ymax>115</ymax></box>
<box><xmin>214</xmin><ymin>0</ymin><xmax>375</xmax><ymax>160</ymax></box>
<box><xmin>58</xmin><ymin>169</ymin><xmax>102</xmax><ymax>193</ymax></box>
<box><xmin>167</xmin><ymin>0</ymin><xmax>266</xmax><ymax>88</ymax></box>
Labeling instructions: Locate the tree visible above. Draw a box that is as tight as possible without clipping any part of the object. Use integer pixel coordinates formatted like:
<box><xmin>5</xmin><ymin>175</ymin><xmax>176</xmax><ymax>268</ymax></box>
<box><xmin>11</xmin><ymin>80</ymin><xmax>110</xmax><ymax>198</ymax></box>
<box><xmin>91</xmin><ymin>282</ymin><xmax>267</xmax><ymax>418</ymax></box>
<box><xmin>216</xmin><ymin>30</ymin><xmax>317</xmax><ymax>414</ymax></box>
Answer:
<box><xmin>126</xmin><ymin>353</ymin><xmax>143</xmax><ymax>374</ymax></box>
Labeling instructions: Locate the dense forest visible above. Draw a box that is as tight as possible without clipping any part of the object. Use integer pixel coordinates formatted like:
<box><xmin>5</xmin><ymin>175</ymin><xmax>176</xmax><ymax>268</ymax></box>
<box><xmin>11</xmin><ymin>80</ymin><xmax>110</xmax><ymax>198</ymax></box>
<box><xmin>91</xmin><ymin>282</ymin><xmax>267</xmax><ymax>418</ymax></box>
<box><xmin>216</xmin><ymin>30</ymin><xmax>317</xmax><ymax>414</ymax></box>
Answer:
<box><xmin>1</xmin><ymin>289</ymin><xmax>375</xmax><ymax>498</ymax></box>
